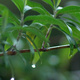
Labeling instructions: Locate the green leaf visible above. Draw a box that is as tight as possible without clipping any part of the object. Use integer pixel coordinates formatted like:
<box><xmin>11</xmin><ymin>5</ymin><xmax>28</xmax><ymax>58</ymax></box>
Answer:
<box><xmin>53</xmin><ymin>0</ymin><xmax>61</xmax><ymax>7</ymax></box>
<box><xmin>57</xmin><ymin>6</ymin><xmax>80</xmax><ymax>15</ymax></box>
<box><xmin>24</xmin><ymin>15</ymin><xmax>70</xmax><ymax>34</ymax></box>
<box><xmin>64</xmin><ymin>32</ymin><xmax>80</xmax><ymax>57</ymax></box>
<box><xmin>42</xmin><ymin>0</ymin><xmax>54</xmax><ymax>9</ymax></box>
<box><xmin>70</xmin><ymin>25</ymin><xmax>80</xmax><ymax>40</ymax></box>
<box><xmin>27</xmin><ymin>0</ymin><xmax>51</xmax><ymax>15</ymax></box>
<box><xmin>9</xmin><ymin>11</ymin><xmax>20</xmax><ymax>25</ymax></box>
<box><xmin>0</xmin><ymin>4</ymin><xmax>20</xmax><ymax>25</ymax></box>
<box><xmin>10</xmin><ymin>26</ymin><xmax>48</xmax><ymax>43</ymax></box>
<box><xmin>12</xmin><ymin>0</ymin><xmax>24</xmax><ymax>13</ymax></box>
<box><xmin>62</xmin><ymin>17</ymin><xmax>80</xmax><ymax>40</ymax></box>
<box><xmin>24</xmin><ymin>5</ymin><xmax>49</xmax><ymax>15</ymax></box>
<box><xmin>2</xmin><ymin>9</ymin><xmax>8</xmax><ymax>33</ymax></box>
<box><xmin>25</xmin><ymin>35</ymin><xmax>41</xmax><ymax>63</ymax></box>
<box><xmin>24</xmin><ymin>5</ymin><xmax>32</xmax><ymax>13</ymax></box>
<box><xmin>65</xmin><ymin>34</ymin><xmax>74</xmax><ymax>56</ymax></box>
<box><xmin>57</xmin><ymin>0</ymin><xmax>61</xmax><ymax>6</ymax></box>
<box><xmin>32</xmin><ymin>7</ymin><xmax>47</xmax><ymax>15</ymax></box>
<box><xmin>25</xmin><ymin>37</ymin><xmax>34</xmax><ymax>62</ymax></box>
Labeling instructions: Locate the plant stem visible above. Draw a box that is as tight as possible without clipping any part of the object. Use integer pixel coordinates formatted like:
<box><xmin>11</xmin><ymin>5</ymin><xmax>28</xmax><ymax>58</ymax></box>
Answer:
<box><xmin>17</xmin><ymin>13</ymin><xmax>24</xmax><ymax>41</ymax></box>
<box><xmin>0</xmin><ymin>44</ymin><xmax>78</xmax><ymax>56</ymax></box>
<box><xmin>42</xmin><ymin>24</ymin><xmax>53</xmax><ymax>49</ymax></box>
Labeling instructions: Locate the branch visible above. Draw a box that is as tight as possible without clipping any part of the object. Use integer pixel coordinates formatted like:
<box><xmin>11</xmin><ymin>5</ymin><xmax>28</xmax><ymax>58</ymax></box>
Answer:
<box><xmin>0</xmin><ymin>44</ymin><xmax>74</xmax><ymax>56</ymax></box>
<box><xmin>42</xmin><ymin>24</ymin><xmax>53</xmax><ymax>49</ymax></box>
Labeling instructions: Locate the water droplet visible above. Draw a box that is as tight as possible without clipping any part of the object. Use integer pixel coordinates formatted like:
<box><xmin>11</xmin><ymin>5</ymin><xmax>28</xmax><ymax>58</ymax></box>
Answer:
<box><xmin>10</xmin><ymin>77</ymin><xmax>15</xmax><ymax>80</ymax></box>
<box><xmin>32</xmin><ymin>64</ymin><xmax>36</xmax><ymax>68</ymax></box>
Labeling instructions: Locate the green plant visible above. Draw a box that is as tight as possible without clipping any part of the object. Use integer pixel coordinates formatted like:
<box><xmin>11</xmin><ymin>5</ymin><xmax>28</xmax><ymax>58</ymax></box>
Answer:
<box><xmin>0</xmin><ymin>0</ymin><xmax>80</xmax><ymax>79</ymax></box>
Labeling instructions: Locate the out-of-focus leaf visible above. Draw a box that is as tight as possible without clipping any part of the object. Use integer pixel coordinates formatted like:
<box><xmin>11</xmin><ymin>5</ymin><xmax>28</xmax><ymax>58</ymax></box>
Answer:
<box><xmin>24</xmin><ymin>5</ymin><xmax>32</xmax><ymax>13</ymax></box>
<box><xmin>9</xmin><ymin>26</ymin><xmax>48</xmax><ymax>43</ymax></box>
<box><xmin>12</xmin><ymin>0</ymin><xmax>24</xmax><ymax>13</ymax></box>
<box><xmin>0</xmin><ymin>4</ymin><xmax>20</xmax><ymax>25</ymax></box>
<box><xmin>42</xmin><ymin>0</ymin><xmax>54</xmax><ymax>9</ymax></box>
<box><xmin>57</xmin><ymin>6</ymin><xmax>80</xmax><ymax>15</ymax></box>
<box><xmin>57</xmin><ymin>0</ymin><xmax>61</xmax><ymax>6</ymax></box>
<box><xmin>25</xmin><ymin>35</ymin><xmax>41</xmax><ymax>63</ymax></box>
<box><xmin>53</xmin><ymin>0</ymin><xmax>61</xmax><ymax>7</ymax></box>
<box><xmin>32</xmin><ymin>27</ymin><xmax>48</xmax><ymax>64</ymax></box>
<box><xmin>27</xmin><ymin>0</ymin><xmax>51</xmax><ymax>15</ymax></box>
<box><xmin>2</xmin><ymin>9</ymin><xmax>8</xmax><ymax>33</ymax></box>
<box><xmin>26</xmin><ymin>37</ymin><xmax>34</xmax><ymax>54</ymax></box>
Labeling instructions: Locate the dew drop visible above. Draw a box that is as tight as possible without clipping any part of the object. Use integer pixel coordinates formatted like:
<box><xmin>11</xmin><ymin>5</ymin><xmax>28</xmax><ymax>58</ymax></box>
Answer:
<box><xmin>10</xmin><ymin>77</ymin><xmax>15</xmax><ymax>80</ymax></box>
<box><xmin>32</xmin><ymin>64</ymin><xmax>36</xmax><ymax>68</ymax></box>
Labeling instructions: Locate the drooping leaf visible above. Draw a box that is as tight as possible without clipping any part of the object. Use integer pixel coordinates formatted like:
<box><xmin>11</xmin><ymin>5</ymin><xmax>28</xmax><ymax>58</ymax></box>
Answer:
<box><xmin>25</xmin><ymin>35</ymin><xmax>41</xmax><ymax>63</ymax></box>
<box><xmin>57</xmin><ymin>6</ymin><xmax>80</xmax><ymax>15</ymax></box>
<box><xmin>63</xmin><ymin>30</ymin><xmax>80</xmax><ymax>57</ymax></box>
<box><xmin>65</xmin><ymin>34</ymin><xmax>74</xmax><ymax>56</ymax></box>
<box><xmin>69</xmin><ymin>24</ymin><xmax>80</xmax><ymax>40</ymax></box>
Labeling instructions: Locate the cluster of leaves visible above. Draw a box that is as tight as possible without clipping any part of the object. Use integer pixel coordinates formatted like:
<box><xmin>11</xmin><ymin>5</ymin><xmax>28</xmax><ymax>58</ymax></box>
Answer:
<box><xmin>0</xmin><ymin>0</ymin><xmax>80</xmax><ymax>67</ymax></box>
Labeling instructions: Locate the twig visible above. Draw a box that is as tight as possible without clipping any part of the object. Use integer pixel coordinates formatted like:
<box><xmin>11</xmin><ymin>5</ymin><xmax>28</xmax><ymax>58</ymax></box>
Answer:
<box><xmin>0</xmin><ymin>44</ymin><xmax>76</xmax><ymax>56</ymax></box>
<box><xmin>42</xmin><ymin>24</ymin><xmax>53</xmax><ymax>49</ymax></box>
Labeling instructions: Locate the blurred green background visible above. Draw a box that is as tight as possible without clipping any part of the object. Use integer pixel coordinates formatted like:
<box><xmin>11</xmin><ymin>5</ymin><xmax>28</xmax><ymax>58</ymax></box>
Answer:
<box><xmin>0</xmin><ymin>0</ymin><xmax>80</xmax><ymax>80</ymax></box>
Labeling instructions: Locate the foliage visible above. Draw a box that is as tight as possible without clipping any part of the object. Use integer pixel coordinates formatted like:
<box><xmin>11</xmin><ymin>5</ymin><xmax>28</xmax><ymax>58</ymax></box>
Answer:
<box><xmin>0</xmin><ymin>0</ymin><xmax>80</xmax><ymax>79</ymax></box>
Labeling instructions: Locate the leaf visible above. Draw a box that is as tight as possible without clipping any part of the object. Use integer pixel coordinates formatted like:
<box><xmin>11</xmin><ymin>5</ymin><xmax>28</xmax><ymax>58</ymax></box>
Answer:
<box><xmin>24</xmin><ymin>15</ymin><xmax>70</xmax><ymax>34</ymax></box>
<box><xmin>32</xmin><ymin>7</ymin><xmax>47</xmax><ymax>15</ymax></box>
<box><xmin>64</xmin><ymin>31</ymin><xmax>80</xmax><ymax>57</ymax></box>
<box><xmin>2</xmin><ymin>9</ymin><xmax>8</xmax><ymax>33</ymax></box>
<box><xmin>0</xmin><ymin>4</ymin><xmax>20</xmax><ymax>25</ymax></box>
<box><xmin>53</xmin><ymin>0</ymin><xmax>61</xmax><ymax>7</ymax></box>
<box><xmin>25</xmin><ymin>37</ymin><xmax>34</xmax><ymax>62</ymax></box>
<box><xmin>12</xmin><ymin>0</ymin><xmax>24</xmax><ymax>13</ymax></box>
<box><xmin>9</xmin><ymin>26</ymin><xmax>48</xmax><ymax>43</ymax></box>
<box><xmin>57</xmin><ymin>0</ymin><xmax>61</xmax><ymax>6</ymax></box>
<box><xmin>24</xmin><ymin>5</ymin><xmax>32</xmax><ymax>13</ymax></box>
<box><xmin>62</xmin><ymin>16</ymin><xmax>80</xmax><ymax>40</ymax></box>
<box><xmin>25</xmin><ymin>35</ymin><xmax>41</xmax><ymax>63</ymax></box>
<box><xmin>65</xmin><ymin>34</ymin><xmax>74</xmax><ymax>56</ymax></box>
<box><xmin>70</xmin><ymin>24</ymin><xmax>80</xmax><ymax>40</ymax></box>
<box><xmin>42</xmin><ymin>0</ymin><xmax>54</xmax><ymax>9</ymax></box>
<box><xmin>57</xmin><ymin>6</ymin><xmax>80</xmax><ymax>15</ymax></box>
<box><xmin>27</xmin><ymin>0</ymin><xmax>51</xmax><ymax>15</ymax></box>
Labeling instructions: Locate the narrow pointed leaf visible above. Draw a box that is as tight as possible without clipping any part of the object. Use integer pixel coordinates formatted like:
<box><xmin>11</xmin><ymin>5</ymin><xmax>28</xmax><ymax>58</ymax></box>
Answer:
<box><xmin>0</xmin><ymin>4</ymin><xmax>20</xmax><ymax>24</ymax></box>
<box><xmin>57</xmin><ymin>6</ymin><xmax>80</xmax><ymax>15</ymax></box>
<box><xmin>12</xmin><ymin>0</ymin><xmax>24</xmax><ymax>13</ymax></box>
<box><xmin>10</xmin><ymin>26</ymin><xmax>48</xmax><ymax>43</ymax></box>
<box><xmin>27</xmin><ymin>0</ymin><xmax>51</xmax><ymax>15</ymax></box>
<box><xmin>53</xmin><ymin>0</ymin><xmax>61</xmax><ymax>7</ymax></box>
<box><xmin>26</xmin><ymin>35</ymin><xmax>41</xmax><ymax>63</ymax></box>
<box><xmin>42</xmin><ymin>0</ymin><xmax>54</xmax><ymax>9</ymax></box>
<box><xmin>57</xmin><ymin>0</ymin><xmax>61</xmax><ymax>6</ymax></box>
<box><xmin>24</xmin><ymin>15</ymin><xmax>70</xmax><ymax>34</ymax></box>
